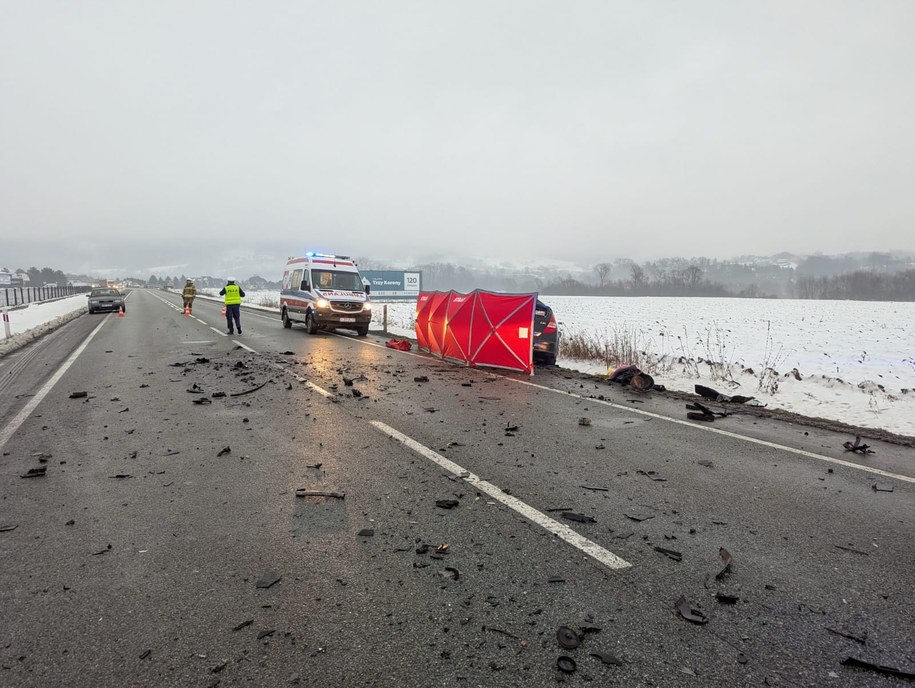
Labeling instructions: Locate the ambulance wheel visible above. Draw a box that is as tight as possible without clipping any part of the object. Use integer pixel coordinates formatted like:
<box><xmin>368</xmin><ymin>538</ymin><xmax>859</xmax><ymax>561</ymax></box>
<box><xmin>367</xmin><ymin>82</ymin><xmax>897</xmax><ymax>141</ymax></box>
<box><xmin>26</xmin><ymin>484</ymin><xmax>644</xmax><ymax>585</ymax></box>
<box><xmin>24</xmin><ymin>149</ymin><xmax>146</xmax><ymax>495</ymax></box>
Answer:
<box><xmin>282</xmin><ymin>309</ymin><xmax>292</xmax><ymax>328</ymax></box>
<box><xmin>355</xmin><ymin>325</ymin><xmax>369</xmax><ymax>337</ymax></box>
<box><xmin>305</xmin><ymin>312</ymin><xmax>318</xmax><ymax>335</ymax></box>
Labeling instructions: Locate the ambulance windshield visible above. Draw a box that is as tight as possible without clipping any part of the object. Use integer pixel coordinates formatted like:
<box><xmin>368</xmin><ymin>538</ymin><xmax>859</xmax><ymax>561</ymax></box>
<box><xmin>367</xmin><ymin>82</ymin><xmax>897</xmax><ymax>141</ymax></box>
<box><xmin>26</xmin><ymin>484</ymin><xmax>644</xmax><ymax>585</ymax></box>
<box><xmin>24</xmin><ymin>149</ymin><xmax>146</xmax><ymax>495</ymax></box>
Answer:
<box><xmin>313</xmin><ymin>270</ymin><xmax>364</xmax><ymax>292</ymax></box>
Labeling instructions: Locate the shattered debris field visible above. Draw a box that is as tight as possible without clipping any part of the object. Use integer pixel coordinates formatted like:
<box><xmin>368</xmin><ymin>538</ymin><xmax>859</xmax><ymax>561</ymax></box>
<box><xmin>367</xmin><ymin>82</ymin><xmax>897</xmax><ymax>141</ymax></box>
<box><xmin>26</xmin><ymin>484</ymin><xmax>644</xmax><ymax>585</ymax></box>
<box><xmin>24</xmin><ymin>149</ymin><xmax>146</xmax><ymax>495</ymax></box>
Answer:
<box><xmin>1</xmin><ymin>289</ymin><xmax>913</xmax><ymax>687</ymax></box>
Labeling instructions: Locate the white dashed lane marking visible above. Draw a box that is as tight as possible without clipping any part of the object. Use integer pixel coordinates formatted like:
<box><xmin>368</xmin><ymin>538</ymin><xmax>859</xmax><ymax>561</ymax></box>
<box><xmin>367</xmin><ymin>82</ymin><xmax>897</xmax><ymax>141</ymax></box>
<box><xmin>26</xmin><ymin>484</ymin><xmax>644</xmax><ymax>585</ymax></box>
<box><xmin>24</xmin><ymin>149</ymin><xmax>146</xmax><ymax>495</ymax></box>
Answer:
<box><xmin>370</xmin><ymin>421</ymin><xmax>632</xmax><ymax>571</ymax></box>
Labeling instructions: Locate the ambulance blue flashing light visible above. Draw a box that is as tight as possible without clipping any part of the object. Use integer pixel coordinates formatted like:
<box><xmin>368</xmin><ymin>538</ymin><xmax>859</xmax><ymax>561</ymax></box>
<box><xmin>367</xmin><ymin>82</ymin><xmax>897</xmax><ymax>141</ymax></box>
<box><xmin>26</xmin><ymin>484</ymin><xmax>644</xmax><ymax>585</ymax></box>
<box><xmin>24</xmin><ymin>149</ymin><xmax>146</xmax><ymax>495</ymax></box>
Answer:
<box><xmin>305</xmin><ymin>251</ymin><xmax>351</xmax><ymax>260</ymax></box>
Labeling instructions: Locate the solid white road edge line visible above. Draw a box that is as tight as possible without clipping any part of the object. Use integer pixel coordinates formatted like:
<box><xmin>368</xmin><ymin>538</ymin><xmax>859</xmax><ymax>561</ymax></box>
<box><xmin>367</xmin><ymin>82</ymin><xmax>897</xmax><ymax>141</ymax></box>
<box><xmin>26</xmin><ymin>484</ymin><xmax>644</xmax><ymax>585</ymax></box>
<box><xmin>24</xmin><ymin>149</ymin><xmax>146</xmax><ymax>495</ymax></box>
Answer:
<box><xmin>510</xmin><ymin>377</ymin><xmax>915</xmax><ymax>485</ymax></box>
<box><xmin>0</xmin><ymin>319</ymin><xmax>107</xmax><ymax>451</ymax></box>
<box><xmin>370</xmin><ymin>420</ymin><xmax>632</xmax><ymax>571</ymax></box>
<box><xmin>233</xmin><ymin>340</ymin><xmax>256</xmax><ymax>352</ymax></box>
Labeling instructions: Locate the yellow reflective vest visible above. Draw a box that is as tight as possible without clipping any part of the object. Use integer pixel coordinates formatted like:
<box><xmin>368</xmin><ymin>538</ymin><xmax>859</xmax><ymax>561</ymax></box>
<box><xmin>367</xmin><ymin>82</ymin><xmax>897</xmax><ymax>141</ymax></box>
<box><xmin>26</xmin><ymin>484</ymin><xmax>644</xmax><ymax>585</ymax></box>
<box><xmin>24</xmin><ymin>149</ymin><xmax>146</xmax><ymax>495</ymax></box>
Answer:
<box><xmin>182</xmin><ymin>284</ymin><xmax>196</xmax><ymax>298</ymax></box>
<box><xmin>223</xmin><ymin>284</ymin><xmax>241</xmax><ymax>305</ymax></box>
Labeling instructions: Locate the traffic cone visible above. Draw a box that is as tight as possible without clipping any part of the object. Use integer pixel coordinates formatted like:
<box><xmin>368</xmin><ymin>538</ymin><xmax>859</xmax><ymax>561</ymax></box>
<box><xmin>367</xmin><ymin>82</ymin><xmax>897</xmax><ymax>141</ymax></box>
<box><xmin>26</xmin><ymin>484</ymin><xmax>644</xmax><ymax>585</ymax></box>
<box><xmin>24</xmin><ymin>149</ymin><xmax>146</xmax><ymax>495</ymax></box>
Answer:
<box><xmin>118</xmin><ymin>306</ymin><xmax>125</xmax><ymax>318</ymax></box>
<box><xmin>184</xmin><ymin>305</ymin><xmax>191</xmax><ymax>316</ymax></box>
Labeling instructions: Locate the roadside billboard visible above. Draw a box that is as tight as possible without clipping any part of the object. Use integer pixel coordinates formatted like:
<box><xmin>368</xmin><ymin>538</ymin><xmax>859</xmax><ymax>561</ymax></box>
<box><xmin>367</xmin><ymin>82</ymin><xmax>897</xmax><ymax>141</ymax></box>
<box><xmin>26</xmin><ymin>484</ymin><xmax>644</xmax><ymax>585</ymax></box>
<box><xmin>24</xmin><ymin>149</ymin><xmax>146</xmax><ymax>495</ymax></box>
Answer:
<box><xmin>361</xmin><ymin>270</ymin><xmax>422</xmax><ymax>300</ymax></box>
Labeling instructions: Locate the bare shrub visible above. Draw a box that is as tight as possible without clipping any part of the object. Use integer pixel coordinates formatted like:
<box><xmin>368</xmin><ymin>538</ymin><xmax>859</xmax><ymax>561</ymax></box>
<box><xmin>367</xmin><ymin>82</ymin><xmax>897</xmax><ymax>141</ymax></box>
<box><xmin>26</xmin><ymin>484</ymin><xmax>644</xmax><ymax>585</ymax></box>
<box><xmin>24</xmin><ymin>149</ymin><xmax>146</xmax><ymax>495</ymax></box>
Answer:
<box><xmin>562</xmin><ymin>326</ymin><xmax>659</xmax><ymax>373</ymax></box>
<box><xmin>757</xmin><ymin>321</ymin><xmax>792</xmax><ymax>395</ymax></box>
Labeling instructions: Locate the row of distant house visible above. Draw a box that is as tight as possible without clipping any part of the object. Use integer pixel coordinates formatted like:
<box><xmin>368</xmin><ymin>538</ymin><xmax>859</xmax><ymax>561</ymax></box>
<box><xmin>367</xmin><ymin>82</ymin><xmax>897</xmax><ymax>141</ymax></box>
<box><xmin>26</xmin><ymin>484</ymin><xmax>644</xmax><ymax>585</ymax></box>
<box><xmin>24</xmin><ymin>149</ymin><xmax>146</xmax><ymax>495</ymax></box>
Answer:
<box><xmin>0</xmin><ymin>269</ymin><xmax>97</xmax><ymax>289</ymax></box>
<box><xmin>0</xmin><ymin>269</ymin><xmax>30</xmax><ymax>286</ymax></box>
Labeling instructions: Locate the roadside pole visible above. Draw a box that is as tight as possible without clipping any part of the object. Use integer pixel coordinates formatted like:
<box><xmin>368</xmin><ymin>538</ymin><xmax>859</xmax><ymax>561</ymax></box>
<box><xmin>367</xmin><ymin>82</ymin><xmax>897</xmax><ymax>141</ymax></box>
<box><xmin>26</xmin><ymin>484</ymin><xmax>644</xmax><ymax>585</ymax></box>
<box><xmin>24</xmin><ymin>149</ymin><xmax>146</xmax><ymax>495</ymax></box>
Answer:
<box><xmin>2</xmin><ymin>307</ymin><xmax>10</xmax><ymax>339</ymax></box>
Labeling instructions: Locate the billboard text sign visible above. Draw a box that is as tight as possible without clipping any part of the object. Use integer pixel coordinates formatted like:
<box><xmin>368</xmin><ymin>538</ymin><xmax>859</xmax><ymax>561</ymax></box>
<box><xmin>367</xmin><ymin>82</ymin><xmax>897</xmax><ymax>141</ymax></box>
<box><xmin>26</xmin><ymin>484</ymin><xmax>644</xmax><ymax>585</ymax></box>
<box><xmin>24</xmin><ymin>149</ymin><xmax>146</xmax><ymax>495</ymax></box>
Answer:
<box><xmin>361</xmin><ymin>271</ymin><xmax>422</xmax><ymax>299</ymax></box>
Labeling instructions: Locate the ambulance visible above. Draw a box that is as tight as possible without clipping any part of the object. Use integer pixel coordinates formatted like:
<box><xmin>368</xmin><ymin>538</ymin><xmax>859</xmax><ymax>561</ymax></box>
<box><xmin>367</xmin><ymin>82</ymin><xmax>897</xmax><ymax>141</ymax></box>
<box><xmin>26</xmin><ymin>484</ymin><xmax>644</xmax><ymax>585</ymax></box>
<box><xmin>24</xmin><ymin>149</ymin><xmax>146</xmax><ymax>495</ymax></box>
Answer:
<box><xmin>279</xmin><ymin>253</ymin><xmax>372</xmax><ymax>336</ymax></box>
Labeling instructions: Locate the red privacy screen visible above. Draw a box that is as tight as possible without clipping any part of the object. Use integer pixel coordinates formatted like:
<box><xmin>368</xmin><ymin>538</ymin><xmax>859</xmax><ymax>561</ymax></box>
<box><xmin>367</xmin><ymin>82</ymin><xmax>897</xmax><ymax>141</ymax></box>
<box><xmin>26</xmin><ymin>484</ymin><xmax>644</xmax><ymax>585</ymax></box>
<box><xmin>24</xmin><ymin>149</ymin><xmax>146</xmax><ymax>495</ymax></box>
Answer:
<box><xmin>415</xmin><ymin>290</ymin><xmax>537</xmax><ymax>374</ymax></box>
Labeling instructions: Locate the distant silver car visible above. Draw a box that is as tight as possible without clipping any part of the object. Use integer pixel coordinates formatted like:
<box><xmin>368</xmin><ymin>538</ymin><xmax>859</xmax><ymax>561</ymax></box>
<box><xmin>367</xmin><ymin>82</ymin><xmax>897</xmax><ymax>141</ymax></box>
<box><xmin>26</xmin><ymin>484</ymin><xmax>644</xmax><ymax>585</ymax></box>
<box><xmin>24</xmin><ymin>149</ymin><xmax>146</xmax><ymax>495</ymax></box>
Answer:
<box><xmin>87</xmin><ymin>288</ymin><xmax>125</xmax><ymax>314</ymax></box>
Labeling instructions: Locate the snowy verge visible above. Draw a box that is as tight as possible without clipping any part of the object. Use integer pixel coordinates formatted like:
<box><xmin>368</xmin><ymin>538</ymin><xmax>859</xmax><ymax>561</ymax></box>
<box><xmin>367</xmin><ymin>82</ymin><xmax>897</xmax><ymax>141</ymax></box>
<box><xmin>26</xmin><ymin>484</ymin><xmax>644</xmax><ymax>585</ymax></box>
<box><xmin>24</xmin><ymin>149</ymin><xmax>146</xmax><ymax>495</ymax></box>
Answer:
<box><xmin>0</xmin><ymin>296</ymin><xmax>90</xmax><ymax>357</ymax></box>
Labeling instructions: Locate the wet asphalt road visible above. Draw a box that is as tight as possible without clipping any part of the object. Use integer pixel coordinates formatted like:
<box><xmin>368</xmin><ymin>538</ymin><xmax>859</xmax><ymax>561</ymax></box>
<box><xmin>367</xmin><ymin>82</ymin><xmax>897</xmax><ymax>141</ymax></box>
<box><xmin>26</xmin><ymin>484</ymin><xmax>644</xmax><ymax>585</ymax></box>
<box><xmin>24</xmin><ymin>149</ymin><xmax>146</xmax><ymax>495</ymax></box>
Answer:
<box><xmin>0</xmin><ymin>289</ymin><xmax>913</xmax><ymax>688</ymax></box>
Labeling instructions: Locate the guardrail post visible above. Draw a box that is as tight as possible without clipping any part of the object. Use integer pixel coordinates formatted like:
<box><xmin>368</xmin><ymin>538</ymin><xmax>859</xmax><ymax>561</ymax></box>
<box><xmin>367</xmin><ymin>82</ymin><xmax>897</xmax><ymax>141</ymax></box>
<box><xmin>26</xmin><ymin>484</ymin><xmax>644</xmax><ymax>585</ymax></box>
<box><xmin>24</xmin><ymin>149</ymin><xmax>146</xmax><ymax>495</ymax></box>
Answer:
<box><xmin>2</xmin><ymin>306</ymin><xmax>10</xmax><ymax>339</ymax></box>
<box><xmin>383</xmin><ymin>305</ymin><xmax>388</xmax><ymax>333</ymax></box>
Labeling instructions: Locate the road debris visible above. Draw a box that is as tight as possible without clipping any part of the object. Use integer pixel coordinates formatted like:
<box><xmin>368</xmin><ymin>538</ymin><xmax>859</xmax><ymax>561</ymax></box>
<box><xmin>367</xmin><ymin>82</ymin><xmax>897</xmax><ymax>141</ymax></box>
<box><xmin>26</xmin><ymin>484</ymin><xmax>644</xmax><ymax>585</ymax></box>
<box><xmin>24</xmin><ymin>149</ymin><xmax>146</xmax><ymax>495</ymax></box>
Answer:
<box><xmin>441</xmin><ymin>567</ymin><xmax>460</xmax><ymax>580</ymax></box>
<box><xmin>0</xmin><ymin>524</ymin><xmax>18</xmax><ymax>532</ymax></box>
<box><xmin>715</xmin><ymin>592</ymin><xmax>740</xmax><ymax>604</ymax></box>
<box><xmin>413</xmin><ymin>375</ymin><xmax>429</xmax><ymax>382</ymax></box>
<box><xmin>436</xmin><ymin>499</ymin><xmax>459</xmax><ymax>509</ymax></box>
<box><xmin>698</xmin><ymin>460</ymin><xmax>714</xmax><ymax>468</ymax></box>
<box><xmin>556</xmin><ymin>626</ymin><xmax>581</xmax><ymax>649</ymax></box>
<box><xmin>716</xmin><ymin>548</ymin><xmax>733</xmax><ymax>579</ymax></box>
<box><xmin>191</xmin><ymin>397</ymin><xmax>211</xmax><ymax>405</ymax></box>
<box><xmin>187</xmin><ymin>384</ymin><xmax>203</xmax><ymax>394</ymax></box>
<box><xmin>637</xmin><ymin>469</ymin><xmax>666</xmax><ymax>482</ymax></box>
<box><xmin>217</xmin><ymin>446</ymin><xmax>231</xmax><ymax>457</ymax></box>
<box><xmin>841</xmin><ymin>657</ymin><xmax>915</xmax><ymax>680</ymax></box>
<box><xmin>654</xmin><ymin>546</ymin><xmax>683</xmax><ymax>562</ymax></box>
<box><xmin>625</xmin><ymin>509</ymin><xmax>655</xmax><ymax>522</ymax></box>
<box><xmin>843</xmin><ymin>436</ymin><xmax>874</xmax><ymax>454</ymax></box>
<box><xmin>232</xmin><ymin>619</ymin><xmax>254</xmax><ymax>632</ymax></box>
<box><xmin>295</xmin><ymin>489</ymin><xmax>344</xmax><ymax>499</ymax></box>
<box><xmin>590</xmin><ymin>651</ymin><xmax>624</xmax><ymax>665</ymax></box>
<box><xmin>675</xmin><ymin>595</ymin><xmax>709</xmax><ymax>624</ymax></box>
<box><xmin>91</xmin><ymin>544</ymin><xmax>112</xmax><ymax>556</ymax></box>
<box><xmin>255</xmin><ymin>571</ymin><xmax>282</xmax><ymax>589</ymax></box>
<box><xmin>826</xmin><ymin>627</ymin><xmax>867</xmax><ymax>644</ymax></box>
<box><xmin>872</xmin><ymin>483</ymin><xmax>894</xmax><ymax>492</ymax></box>
<box><xmin>556</xmin><ymin>656</ymin><xmax>577</xmax><ymax>673</ymax></box>
<box><xmin>231</xmin><ymin>380</ymin><xmax>270</xmax><ymax>397</ymax></box>
<box><xmin>835</xmin><ymin>544</ymin><xmax>869</xmax><ymax>556</ymax></box>
<box><xmin>578</xmin><ymin>417</ymin><xmax>591</xmax><ymax>426</ymax></box>
<box><xmin>357</xmin><ymin>528</ymin><xmax>374</xmax><ymax>537</ymax></box>
<box><xmin>69</xmin><ymin>391</ymin><xmax>88</xmax><ymax>399</ymax></box>
<box><xmin>561</xmin><ymin>512</ymin><xmax>596</xmax><ymax>523</ymax></box>
<box><xmin>580</xmin><ymin>485</ymin><xmax>609</xmax><ymax>492</ymax></box>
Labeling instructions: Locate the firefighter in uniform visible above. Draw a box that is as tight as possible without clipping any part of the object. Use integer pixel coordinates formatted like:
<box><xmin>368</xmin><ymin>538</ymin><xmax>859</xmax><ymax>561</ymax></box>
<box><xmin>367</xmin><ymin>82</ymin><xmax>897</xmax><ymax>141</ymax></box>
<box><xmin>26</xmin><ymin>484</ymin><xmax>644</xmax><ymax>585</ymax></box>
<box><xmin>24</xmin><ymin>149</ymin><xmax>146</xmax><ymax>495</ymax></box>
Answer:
<box><xmin>182</xmin><ymin>279</ymin><xmax>197</xmax><ymax>314</ymax></box>
<box><xmin>219</xmin><ymin>278</ymin><xmax>246</xmax><ymax>335</ymax></box>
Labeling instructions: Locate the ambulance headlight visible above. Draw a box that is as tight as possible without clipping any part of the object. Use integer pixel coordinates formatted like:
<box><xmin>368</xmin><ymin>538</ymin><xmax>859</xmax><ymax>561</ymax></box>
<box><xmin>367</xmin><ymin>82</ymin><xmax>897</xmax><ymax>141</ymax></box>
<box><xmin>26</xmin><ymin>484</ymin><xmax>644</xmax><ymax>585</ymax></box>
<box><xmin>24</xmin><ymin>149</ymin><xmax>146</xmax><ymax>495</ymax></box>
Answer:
<box><xmin>363</xmin><ymin>302</ymin><xmax>372</xmax><ymax>312</ymax></box>
<box><xmin>316</xmin><ymin>298</ymin><xmax>330</xmax><ymax>309</ymax></box>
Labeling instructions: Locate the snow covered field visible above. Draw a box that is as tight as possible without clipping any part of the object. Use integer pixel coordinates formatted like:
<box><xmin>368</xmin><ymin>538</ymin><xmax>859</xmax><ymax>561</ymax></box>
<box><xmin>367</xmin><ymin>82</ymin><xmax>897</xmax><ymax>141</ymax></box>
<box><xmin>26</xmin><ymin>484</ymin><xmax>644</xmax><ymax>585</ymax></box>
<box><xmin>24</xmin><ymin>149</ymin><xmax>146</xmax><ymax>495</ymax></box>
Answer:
<box><xmin>363</xmin><ymin>295</ymin><xmax>915</xmax><ymax>437</ymax></box>
<box><xmin>4</xmin><ymin>292</ymin><xmax>913</xmax><ymax>437</ymax></box>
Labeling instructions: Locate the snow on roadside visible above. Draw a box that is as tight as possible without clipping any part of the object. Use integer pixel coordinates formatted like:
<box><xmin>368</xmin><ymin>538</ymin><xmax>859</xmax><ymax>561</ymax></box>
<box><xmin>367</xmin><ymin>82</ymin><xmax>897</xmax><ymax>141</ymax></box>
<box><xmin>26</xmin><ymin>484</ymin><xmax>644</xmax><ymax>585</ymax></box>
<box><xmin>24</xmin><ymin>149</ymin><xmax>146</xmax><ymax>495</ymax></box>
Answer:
<box><xmin>0</xmin><ymin>295</ymin><xmax>90</xmax><ymax>355</ymax></box>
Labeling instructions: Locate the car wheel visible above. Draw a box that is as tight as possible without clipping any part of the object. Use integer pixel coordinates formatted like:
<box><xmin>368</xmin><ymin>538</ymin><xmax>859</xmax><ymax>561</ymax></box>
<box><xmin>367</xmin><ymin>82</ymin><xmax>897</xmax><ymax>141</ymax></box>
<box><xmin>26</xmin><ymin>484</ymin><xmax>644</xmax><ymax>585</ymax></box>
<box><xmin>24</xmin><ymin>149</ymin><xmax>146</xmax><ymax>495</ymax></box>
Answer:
<box><xmin>355</xmin><ymin>325</ymin><xmax>369</xmax><ymax>337</ymax></box>
<box><xmin>88</xmin><ymin>308</ymin><xmax>94</xmax><ymax>314</ymax></box>
<box><xmin>282</xmin><ymin>308</ymin><xmax>292</xmax><ymax>329</ymax></box>
<box><xmin>305</xmin><ymin>311</ymin><xmax>318</xmax><ymax>335</ymax></box>
<box><xmin>542</xmin><ymin>353</ymin><xmax>556</xmax><ymax>366</ymax></box>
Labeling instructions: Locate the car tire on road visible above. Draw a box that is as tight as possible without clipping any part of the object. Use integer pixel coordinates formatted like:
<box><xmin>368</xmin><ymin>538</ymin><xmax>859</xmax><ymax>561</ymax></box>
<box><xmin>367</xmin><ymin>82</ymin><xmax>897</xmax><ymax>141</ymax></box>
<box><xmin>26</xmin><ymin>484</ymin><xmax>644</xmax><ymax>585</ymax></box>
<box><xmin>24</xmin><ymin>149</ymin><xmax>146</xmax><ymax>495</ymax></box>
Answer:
<box><xmin>305</xmin><ymin>312</ymin><xmax>318</xmax><ymax>335</ymax></box>
<box><xmin>356</xmin><ymin>325</ymin><xmax>369</xmax><ymax>337</ymax></box>
<box><xmin>282</xmin><ymin>309</ymin><xmax>292</xmax><ymax>329</ymax></box>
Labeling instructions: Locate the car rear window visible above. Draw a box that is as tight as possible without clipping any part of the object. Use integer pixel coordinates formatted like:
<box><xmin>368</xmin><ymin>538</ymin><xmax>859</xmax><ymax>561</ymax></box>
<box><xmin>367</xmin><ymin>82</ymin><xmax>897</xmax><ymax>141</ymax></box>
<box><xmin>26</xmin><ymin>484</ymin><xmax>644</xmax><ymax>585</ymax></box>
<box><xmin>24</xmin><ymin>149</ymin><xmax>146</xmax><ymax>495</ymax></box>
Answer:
<box><xmin>92</xmin><ymin>289</ymin><xmax>119</xmax><ymax>296</ymax></box>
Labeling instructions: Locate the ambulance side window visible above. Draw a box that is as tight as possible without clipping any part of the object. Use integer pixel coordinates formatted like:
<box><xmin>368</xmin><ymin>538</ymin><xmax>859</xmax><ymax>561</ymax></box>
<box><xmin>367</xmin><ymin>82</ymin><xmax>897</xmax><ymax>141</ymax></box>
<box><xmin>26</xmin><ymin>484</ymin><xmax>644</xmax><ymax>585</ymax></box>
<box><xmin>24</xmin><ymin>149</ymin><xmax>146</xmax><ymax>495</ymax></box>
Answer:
<box><xmin>301</xmin><ymin>270</ymin><xmax>310</xmax><ymax>291</ymax></box>
<box><xmin>291</xmin><ymin>269</ymin><xmax>303</xmax><ymax>291</ymax></box>
<box><xmin>282</xmin><ymin>271</ymin><xmax>290</xmax><ymax>290</ymax></box>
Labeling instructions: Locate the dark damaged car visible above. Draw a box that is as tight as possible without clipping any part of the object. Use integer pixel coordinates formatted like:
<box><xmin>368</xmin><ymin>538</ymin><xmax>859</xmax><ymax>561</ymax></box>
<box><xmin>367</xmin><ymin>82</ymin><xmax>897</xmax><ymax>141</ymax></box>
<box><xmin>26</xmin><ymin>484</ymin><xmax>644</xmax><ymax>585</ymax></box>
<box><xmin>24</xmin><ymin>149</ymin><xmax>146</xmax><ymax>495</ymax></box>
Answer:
<box><xmin>533</xmin><ymin>299</ymin><xmax>560</xmax><ymax>365</ymax></box>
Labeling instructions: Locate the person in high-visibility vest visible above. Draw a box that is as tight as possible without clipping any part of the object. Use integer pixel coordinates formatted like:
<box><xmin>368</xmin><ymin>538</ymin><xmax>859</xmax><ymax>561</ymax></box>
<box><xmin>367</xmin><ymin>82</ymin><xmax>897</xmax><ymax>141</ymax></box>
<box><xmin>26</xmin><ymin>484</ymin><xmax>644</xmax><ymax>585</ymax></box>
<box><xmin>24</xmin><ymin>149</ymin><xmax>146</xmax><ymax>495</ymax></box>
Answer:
<box><xmin>219</xmin><ymin>278</ymin><xmax>246</xmax><ymax>335</ymax></box>
<box><xmin>182</xmin><ymin>279</ymin><xmax>197</xmax><ymax>314</ymax></box>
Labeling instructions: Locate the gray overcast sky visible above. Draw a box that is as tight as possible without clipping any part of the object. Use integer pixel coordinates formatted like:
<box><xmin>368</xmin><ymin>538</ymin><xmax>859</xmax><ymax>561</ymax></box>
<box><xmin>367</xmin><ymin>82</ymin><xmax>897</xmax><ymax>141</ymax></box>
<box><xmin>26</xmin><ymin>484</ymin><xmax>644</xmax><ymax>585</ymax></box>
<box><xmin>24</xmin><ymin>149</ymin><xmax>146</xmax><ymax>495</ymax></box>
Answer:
<box><xmin>2</xmin><ymin>1</ymin><xmax>914</xmax><ymax>278</ymax></box>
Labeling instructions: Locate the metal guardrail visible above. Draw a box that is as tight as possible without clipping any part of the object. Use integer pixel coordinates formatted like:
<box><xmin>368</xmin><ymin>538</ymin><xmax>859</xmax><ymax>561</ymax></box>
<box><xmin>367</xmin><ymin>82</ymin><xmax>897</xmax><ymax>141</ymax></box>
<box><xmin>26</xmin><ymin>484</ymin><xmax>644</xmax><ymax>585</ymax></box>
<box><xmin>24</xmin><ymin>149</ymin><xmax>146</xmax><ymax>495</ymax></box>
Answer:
<box><xmin>1</xmin><ymin>285</ymin><xmax>91</xmax><ymax>307</ymax></box>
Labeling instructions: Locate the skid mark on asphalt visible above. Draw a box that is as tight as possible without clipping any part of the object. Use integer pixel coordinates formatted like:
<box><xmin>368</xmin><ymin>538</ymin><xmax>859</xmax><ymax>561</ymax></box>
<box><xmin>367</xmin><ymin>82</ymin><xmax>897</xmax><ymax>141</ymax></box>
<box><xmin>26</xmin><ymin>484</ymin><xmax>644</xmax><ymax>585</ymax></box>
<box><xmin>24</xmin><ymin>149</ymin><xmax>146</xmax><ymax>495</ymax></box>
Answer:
<box><xmin>509</xmin><ymin>377</ymin><xmax>915</xmax><ymax>485</ymax></box>
<box><xmin>0</xmin><ymin>319</ymin><xmax>107</xmax><ymax>451</ymax></box>
<box><xmin>371</xmin><ymin>420</ymin><xmax>632</xmax><ymax>571</ymax></box>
